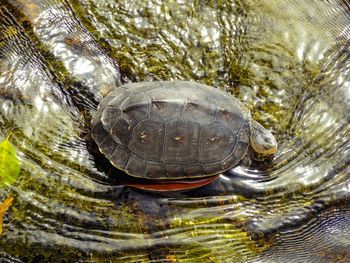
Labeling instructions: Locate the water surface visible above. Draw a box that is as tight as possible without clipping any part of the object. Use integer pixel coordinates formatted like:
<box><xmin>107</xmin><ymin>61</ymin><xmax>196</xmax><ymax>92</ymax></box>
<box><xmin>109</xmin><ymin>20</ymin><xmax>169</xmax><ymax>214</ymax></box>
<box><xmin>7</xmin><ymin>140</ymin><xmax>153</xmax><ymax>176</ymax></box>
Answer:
<box><xmin>1</xmin><ymin>0</ymin><xmax>350</xmax><ymax>262</ymax></box>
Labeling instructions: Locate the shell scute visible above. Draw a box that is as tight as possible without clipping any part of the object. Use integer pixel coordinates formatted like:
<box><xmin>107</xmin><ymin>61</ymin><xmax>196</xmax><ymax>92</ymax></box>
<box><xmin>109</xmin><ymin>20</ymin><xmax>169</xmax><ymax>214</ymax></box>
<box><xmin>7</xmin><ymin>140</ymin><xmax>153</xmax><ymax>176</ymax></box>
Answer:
<box><xmin>129</xmin><ymin>119</ymin><xmax>164</xmax><ymax>160</ymax></box>
<box><xmin>200</xmin><ymin>121</ymin><xmax>237</xmax><ymax>163</ymax></box>
<box><xmin>148</xmin><ymin>88</ymin><xmax>184</xmax><ymax>120</ymax></box>
<box><xmin>163</xmin><ymin>119</ymin><xmax>200</xmax><ymax>163</ymax></box>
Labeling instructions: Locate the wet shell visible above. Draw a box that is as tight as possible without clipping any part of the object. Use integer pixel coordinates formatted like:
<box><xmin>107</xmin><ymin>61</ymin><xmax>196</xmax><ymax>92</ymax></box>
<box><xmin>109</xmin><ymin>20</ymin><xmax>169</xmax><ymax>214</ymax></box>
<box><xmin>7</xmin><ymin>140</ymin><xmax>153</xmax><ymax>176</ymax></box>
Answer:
<box><xmin>91</xmin><ymin>81</ymin><xmax>251</xmax><ymax>179</ymax></box>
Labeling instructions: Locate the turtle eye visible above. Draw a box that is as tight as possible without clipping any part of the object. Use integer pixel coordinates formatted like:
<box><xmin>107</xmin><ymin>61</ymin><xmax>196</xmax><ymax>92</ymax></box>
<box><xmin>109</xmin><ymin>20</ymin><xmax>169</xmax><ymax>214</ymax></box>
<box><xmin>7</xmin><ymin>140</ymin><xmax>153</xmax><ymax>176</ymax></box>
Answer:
<box><xmin>262</xmin><ymin>134</ymin><xmax>277</xmax><ymax>152</ymax></box>
<box><xmin>263</xmin><ymin>137</ymin><xmax>275</xmax><ymax>149</ymax></box>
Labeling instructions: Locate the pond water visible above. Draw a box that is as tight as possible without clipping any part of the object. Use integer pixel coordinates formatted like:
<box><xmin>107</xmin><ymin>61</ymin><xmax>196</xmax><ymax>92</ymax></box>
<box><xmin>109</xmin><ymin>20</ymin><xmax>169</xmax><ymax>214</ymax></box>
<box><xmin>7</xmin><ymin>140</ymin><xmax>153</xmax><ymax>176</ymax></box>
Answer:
<box><xmin>1</xmin><ymin>0</ymin><xmax>350</xmax><ymax>262</ymax></box>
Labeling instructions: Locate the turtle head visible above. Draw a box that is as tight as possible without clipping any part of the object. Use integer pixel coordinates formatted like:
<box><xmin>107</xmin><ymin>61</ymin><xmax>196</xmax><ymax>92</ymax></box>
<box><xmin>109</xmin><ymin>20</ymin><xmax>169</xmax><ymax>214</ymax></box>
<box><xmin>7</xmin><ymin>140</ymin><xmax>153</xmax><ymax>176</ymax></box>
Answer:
<box><xmin>250</xmin><ymin>119</ymin><xmax>277</xmax><ymax>155</ymax></box>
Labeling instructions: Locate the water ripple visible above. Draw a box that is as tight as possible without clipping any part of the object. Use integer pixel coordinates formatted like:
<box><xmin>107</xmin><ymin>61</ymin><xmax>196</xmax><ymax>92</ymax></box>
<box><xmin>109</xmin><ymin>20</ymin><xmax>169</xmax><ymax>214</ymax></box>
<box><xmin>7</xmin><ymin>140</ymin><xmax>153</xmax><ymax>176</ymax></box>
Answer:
<box><xmin>1</xmin><ymin>0</ymin><xmax>350</xmax><ymax>262</ymax></box>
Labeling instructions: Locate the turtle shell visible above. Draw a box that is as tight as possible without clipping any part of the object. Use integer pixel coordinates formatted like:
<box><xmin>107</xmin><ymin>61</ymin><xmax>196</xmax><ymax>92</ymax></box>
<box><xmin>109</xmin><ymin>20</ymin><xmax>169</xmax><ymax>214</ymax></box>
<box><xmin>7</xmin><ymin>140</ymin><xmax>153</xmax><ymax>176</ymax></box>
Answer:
<box><xmin>91</xmin><ymin>81</ymin><xmax>251</xmax><ymax>179</ymax></box>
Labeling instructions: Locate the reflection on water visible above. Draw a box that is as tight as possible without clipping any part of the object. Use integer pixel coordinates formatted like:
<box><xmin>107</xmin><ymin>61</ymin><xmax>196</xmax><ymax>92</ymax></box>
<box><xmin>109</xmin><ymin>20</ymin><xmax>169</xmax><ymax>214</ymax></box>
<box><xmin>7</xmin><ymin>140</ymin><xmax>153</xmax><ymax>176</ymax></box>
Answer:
<box><xmin>1</xmin><ymin>0</ymin><xmax>350</xmax><ymax>262</ymax></box>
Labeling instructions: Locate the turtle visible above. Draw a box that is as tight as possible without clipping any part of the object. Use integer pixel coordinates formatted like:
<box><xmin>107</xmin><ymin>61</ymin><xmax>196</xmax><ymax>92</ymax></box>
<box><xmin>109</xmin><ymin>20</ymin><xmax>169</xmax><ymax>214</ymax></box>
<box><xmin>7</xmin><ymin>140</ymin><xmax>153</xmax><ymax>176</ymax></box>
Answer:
<box><xmin>91</xmin><ymin>81</ymin><xmax>277</xmax><ymax>180</ymax></box>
